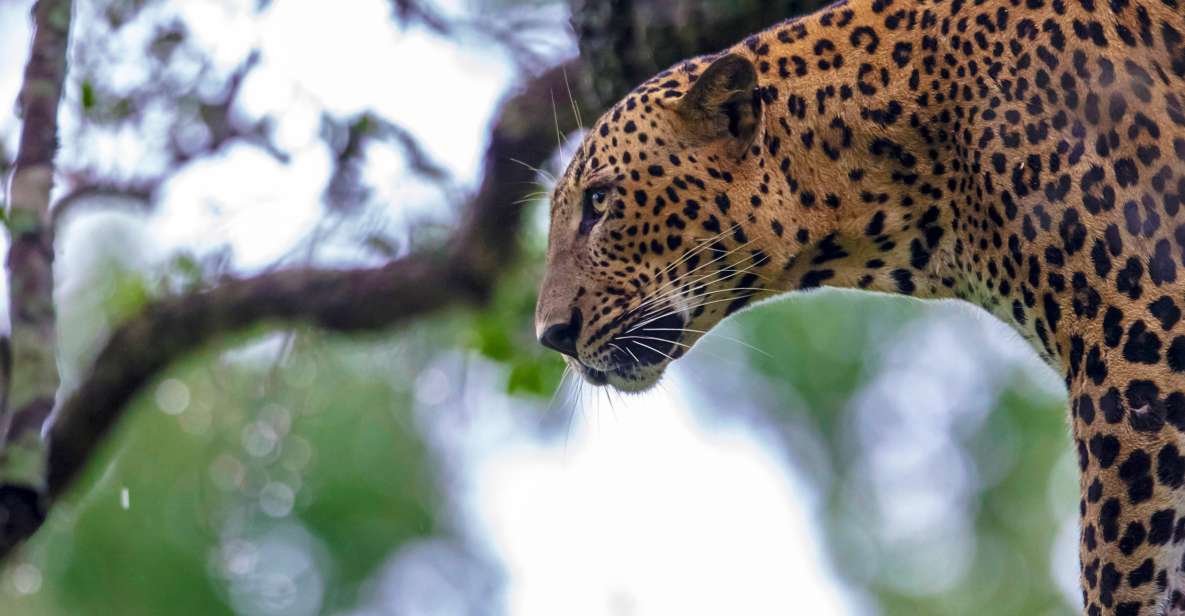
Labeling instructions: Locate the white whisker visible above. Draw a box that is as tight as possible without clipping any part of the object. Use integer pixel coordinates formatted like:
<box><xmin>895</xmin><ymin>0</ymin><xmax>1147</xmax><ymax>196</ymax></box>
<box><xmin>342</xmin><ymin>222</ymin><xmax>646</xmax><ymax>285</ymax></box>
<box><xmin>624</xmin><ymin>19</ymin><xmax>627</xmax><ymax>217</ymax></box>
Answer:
<box><xmin>617</xmin><ymin>335</ymin><xmax>695</xmax><ymax>351</ymax></box>
<box><xmin>510</xmin><ymin>157</ymin><xmax>556</xmax><ymax>184</ymax></box>
<box><xmin>612</xmin><ymin>342</ymin><xmax>641</xmax><ymax>364</ymax></box>
<box><xmin>550</xmin><ymin>89</ymin><xmax>563</xmax><ymax>151</ymax></box>
<box><xmin>652</xmin><ymin>234</ymin><xmax>755</xmax><ymax>294</ymax></box>
<box><xmin>641</xmin><ymin>327</ymin><xmax>774</xmax><ymax>358</ymax></box>
<box><xmin>562</xmin><ymin>65</ymin><xmax>584</xmax><ymax>130</ymax></box>
<box><xmin>653</xmin><ymin>222</ymin><xmax>743</xmax><ymax>281</ymax></box>
<box><xmin>628</xmin><ymin>292</ymin><xmax>759</xmax><ymax>333</ymax></box>
<box><xmin>628</xmin><ymin>256</ymin><xmax>767</xmax><ymax>319</ymax></box>
<box><xmin>627</xmin><ymin>256</ymin><xmax>768</xmax><ymax>322</ymax></box>
<box><xmin>631</xmin><ymin>286</ymin><xmax>768</xmax><ymax>324</ymax></box>
<box><xmin>626</xmin><ymin>339</ymin><xmax>677</xmax><ymax>362</ymax></box>
<box><xmin>626</xmin><ymin>247</ymin><xmax>764</xmax><ymax>318</ymax></box>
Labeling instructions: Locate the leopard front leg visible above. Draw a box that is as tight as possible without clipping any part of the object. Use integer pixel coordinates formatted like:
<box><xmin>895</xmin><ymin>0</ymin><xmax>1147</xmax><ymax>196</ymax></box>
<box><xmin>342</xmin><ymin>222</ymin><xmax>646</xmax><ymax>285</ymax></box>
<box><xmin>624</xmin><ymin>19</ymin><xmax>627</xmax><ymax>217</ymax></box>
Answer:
<box><xmin>1072</xmin><ymin>373</ymin><xmax>1185</xmax><ymax>615</ymax></box>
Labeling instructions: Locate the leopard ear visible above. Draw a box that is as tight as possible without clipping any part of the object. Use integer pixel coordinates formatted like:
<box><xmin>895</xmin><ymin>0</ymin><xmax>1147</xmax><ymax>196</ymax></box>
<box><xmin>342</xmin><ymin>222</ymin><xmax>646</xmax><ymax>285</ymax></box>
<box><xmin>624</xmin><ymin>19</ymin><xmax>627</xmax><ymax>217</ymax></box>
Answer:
<box><xmin>676</xmin><ymin>53</ymin><xmax>761</xmax><ymax>159</ymax></box>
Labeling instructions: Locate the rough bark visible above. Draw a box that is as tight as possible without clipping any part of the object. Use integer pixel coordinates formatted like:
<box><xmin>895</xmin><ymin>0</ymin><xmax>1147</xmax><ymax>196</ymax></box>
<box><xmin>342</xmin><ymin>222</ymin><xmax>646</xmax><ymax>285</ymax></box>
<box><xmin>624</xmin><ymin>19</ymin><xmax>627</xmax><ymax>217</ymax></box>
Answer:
<box><xmin>569</xmin><ymin>0</ymin><xmax>830</xmax><ymax>108</ymax></box>
<box><xmin>4</xmin><ymin>0</ymin><xmax>71</xmax><ymax>444</ymax></box>
<box><xmin>0</xmin><ymin>0</ymin><xmax>73</xmax><ymax>553</ymax></box>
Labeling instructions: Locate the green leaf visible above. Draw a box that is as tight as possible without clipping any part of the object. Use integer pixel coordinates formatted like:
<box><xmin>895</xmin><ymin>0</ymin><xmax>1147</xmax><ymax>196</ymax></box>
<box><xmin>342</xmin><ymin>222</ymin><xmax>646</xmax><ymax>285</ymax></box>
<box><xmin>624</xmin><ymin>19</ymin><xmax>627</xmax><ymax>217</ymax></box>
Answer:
<box><xmin>106</xmin><ymin>271</ymin><xmax>151</xmax><ymax>320</ymax></box>
<box><xmin>471</xmin><ymin>316</ymin><xmax>514</xmax><ymax>361</ymax></box>
<box><xmin>506</xmin><ymin>357</ymin><xmax>564</xmax><ymax>396</ymax></box>
<box><xmin>81</xmin><ymin>80</ymin><xmax>96</xmax><ymax>111</ymax></box>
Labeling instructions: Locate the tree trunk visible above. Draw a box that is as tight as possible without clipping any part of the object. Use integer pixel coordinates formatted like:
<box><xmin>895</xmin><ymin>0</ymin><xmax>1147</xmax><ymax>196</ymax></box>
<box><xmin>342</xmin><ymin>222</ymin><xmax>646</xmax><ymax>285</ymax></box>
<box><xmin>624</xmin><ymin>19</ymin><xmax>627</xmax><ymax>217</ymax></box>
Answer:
<box><xmin>570</xmin><ymin>0</ymin><xmax>831</xmax><ymax>108</ymax></box>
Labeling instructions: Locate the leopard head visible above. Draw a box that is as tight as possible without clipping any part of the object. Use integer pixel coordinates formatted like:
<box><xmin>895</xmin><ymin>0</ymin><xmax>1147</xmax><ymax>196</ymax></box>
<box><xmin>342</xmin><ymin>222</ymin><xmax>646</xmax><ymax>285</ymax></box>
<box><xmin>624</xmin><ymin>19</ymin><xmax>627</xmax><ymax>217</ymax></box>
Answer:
<box><xmin>536</xmin><ymin>53</ymin><xmax>785</xmax><ymax>392</ymax></box>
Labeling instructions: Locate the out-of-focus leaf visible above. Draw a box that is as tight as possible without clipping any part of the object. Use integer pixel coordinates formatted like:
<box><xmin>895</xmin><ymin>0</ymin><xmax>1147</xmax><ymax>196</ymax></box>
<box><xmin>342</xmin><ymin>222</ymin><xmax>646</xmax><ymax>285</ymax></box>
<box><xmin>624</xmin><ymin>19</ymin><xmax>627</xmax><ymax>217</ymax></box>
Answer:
<box><xmin>507</xmin><ymin>356</ymin><xmax>565</xmax><ymax>396</ymax></box>
<box><xmin>362</xmin><ymin>233</ymin><xmax>401</xmax><ymax>258</ymax></box>
<box><xmin>0</xmin><ymin>339</ymin><xmax>443</xmax><ymax>616</ymax></box>
<box><xmin>460</xmin><ymin>242</ymin><xmax>566</xmax><ymax>398</ymax></box>
<box><xmin>472</xmin><ymin>316</ymin><xmax>514</xmax><ymax>362</ymax></box>
<box><xmin>80</xmin><ymin>81</ymin><xmax>96</xmax><ymax>111</ymax></box>
<box><xmin>106</xmin><ymin>270</ymin><xmax>151</xmax><ymax>320</ymax></box>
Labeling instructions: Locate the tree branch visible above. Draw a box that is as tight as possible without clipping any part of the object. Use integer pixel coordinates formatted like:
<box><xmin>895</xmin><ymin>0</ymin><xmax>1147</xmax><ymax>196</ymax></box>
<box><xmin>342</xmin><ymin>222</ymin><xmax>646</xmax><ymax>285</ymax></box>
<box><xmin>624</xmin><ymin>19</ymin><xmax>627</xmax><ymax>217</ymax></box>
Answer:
<box><xmin>569</xmin><ymin>0</ymin><xmax>827</xmax><ymax>107</ymax></box>
<box><xmin>0</xmin><ymin>60</ymin><xmax>587</xmax><ymax>559</ymax></box>
<box><xmin>0</xmin><ymin>0</ymin><xmax>74</xmax><ymax>553</ymax></box>
<box><xmin>50</xmin><ymin>179</ymin><xmax>157</xmax><ymax>228</ymax></box>
<box><xmin>5</xmin><ymin>0</ymin><xmax>73</xmax><ymax>425</ymax></box>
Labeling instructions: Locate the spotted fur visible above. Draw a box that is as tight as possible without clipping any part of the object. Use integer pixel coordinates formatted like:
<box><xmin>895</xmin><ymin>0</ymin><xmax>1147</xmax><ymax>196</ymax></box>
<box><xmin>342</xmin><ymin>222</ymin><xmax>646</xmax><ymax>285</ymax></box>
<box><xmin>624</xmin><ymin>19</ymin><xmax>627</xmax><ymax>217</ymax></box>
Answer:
<box><xmin>535</xmin><ymin>0</ymin><xmax>1185</xmax><ymax>612</ymax></box>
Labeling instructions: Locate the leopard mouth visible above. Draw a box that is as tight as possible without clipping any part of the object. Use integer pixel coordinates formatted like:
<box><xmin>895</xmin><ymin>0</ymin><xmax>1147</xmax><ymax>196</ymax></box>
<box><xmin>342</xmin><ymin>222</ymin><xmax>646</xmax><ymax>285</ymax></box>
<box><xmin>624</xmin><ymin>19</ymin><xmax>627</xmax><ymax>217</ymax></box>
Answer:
<box><xmin>608</xmin><ymin>312</ymin><xmax>687</xmax><ymax>367</ymax></box>
<box><xmin>584</xmin><ymin>312</ymin><xmax>689</xmax><ymax>387</ymax></box>
<box><xmin>576</xmin><ymin>364</ymin><xmax>610</xmax><ymax>386</ymax></box>
<box><xmin>570</xmin><ymin>310</ymin><xmax>688</xmax><ymax>390</ymax></box>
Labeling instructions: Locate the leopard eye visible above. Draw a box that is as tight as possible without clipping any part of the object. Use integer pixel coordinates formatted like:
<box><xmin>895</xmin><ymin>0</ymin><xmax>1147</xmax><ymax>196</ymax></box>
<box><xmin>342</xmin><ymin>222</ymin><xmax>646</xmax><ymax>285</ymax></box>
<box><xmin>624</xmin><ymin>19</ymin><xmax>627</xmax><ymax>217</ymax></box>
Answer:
<box><xmin>579</xmin><ymin>187</ymin><xmax>609</xmax><ymax>235</ymax></box>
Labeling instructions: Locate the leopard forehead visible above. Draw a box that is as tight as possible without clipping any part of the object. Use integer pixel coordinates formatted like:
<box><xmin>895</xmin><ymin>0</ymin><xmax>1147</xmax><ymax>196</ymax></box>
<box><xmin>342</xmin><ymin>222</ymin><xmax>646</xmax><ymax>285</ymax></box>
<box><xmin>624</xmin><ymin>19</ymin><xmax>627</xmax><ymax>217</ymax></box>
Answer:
<box><xmin>560</xmin><ymin>61</ymin><xmax>714</xmax><ymax>192</ymax></box>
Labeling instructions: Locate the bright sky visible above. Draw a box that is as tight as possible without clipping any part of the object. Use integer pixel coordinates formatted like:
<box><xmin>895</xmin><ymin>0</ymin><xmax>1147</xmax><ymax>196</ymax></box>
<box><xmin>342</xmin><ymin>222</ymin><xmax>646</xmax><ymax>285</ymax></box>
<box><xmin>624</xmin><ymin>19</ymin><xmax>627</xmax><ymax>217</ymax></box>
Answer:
<box><xmin>0</xmin><ymin>2</ymin><xmax>32</xmax><ymax>165</ymax></box>
<box><xmin>146</xmin><ymin>0</ymin><xmax>520</xmax><ymax>269</ymax></box>
<box><xmin>473</xmin><ymin>379</ymin><xmax>854</xmax><ymax>616</ymax></box>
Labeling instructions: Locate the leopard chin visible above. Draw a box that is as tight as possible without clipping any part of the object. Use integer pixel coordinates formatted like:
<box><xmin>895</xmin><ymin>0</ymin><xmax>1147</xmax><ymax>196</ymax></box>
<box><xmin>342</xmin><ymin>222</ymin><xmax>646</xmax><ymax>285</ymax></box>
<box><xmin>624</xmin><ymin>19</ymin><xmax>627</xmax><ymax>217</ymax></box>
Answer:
<box><xmin>570</xmin><ymin>354</ymin><xmax>670</xmax><ymax>393</ymax></box>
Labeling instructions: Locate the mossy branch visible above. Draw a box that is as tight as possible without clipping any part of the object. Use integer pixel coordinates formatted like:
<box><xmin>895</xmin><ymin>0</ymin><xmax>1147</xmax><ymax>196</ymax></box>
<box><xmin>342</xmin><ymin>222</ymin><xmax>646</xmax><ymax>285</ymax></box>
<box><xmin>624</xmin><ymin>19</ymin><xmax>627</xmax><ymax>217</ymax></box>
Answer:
<box><xmin>0</xmin><ymin>0</ymin><xmax>72</xmax><ymax>509</ymax></box>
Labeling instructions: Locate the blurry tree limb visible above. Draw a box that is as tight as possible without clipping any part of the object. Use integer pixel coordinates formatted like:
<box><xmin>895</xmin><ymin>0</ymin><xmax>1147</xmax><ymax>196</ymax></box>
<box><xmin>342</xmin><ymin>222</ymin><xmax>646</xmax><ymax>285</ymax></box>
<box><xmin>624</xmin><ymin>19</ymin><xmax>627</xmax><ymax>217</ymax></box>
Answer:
<box><xmin>0</xmin><ymin>60</ymin><xmax>587</xmax><ymax>559</ymax></box>
<box><xmin>385</xmin><ymin>121</ymin><xmax>452</xmax><ymax>183</ymax></box>
<box><xmin>0</xmin><ymin>148</ymin><xmax>10</xmax><ymax>209</ymax></box>
<box><xmin>63</xmin><ymin>50</ymin><xmax>280</xmax><ymax>226</ymax></box>
<box><xmin>570</xmin><ymin>0</ymin><xmax>829</xmax><ymax>108</ymax></box>
<box><xmin>0</xmin><ymin>0</ymin><xmax>72</xmax><ymax>557</ymax></box>
<box><xmin>2</xmin><ymin>0</ymin><xmax>72</xmax><ymax>471</ymax></box>
<box><xmin>168</xmin><ymin>51</ymin><xmax>288</xmax><ymax>167</ymax></box>
<box><xmin>390</xmin><ymin>0</ymin><xmax>453</xmax><ymax>34</ymax></box>
<box><xmin>388</xmin><ymin>0</ymin><xmax>557</xmax><ymax>71</ymax></box>
<box><xmin>324</xmin><ymin>113</ymin><xmax>455</xmax><ymax>213</ymax></box>
<box><xmin>50</xmin><ymin>180</ymin><xmax>157</xmax><ymax>228</ymax></box>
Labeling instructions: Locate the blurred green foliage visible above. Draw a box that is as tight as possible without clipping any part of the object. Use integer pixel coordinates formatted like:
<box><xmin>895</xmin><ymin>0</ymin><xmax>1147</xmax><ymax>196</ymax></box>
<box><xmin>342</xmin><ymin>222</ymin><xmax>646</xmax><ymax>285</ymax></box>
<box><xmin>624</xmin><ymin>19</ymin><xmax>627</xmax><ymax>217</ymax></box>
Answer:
<box><xmin>0</xmin><ymin>337</ymin><xmax>441</xmax><ymax>616</ymax></box>
<box><xmin>714</xmin><ymin>293</ymin><xmax>1075</xmax><ymax>615</ymax></box>
<box><xmin>467</xmin><ymin>262</ymin><xmax>566</xmax><ymax>398</ymax></box>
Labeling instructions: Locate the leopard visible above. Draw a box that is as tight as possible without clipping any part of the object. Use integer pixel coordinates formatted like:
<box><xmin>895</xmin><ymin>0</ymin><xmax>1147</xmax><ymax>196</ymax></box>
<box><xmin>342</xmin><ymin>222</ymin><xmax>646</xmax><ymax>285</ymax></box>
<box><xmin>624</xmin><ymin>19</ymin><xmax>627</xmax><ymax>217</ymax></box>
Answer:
<box><xmin>533</xmin><ymin>0</ymin><xmax>1185</xmax><ymax>612</ymax></box>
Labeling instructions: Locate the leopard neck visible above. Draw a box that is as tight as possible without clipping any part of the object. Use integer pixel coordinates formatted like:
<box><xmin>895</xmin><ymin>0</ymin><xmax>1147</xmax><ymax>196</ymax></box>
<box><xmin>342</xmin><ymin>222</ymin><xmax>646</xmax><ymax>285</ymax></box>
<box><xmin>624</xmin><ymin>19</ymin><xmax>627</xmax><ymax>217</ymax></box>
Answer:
<box><xmin>725</xmin><ymin>0</ymin><xmax>1073</xmax><ymax>369</ymax></box>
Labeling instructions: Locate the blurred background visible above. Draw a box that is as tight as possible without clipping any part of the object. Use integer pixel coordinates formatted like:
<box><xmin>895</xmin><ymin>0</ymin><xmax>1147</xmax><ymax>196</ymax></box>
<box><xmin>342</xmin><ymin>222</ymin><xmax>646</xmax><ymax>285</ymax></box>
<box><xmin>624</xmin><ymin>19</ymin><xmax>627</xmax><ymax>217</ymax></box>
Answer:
<box><xmin>0</xmin><ymin>0</ymin><xmax>1080</xmax><ymax>614</ymax></box>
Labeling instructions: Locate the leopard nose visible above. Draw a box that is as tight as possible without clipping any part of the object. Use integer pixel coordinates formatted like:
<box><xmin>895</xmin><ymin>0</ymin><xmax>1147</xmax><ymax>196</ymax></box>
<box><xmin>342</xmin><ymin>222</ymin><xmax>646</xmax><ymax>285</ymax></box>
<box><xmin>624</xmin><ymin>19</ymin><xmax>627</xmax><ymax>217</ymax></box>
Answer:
<box><xmin>539</xmin><ymin>309</ymin><xmax>582</xmax><ymax>359</ymax></box>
